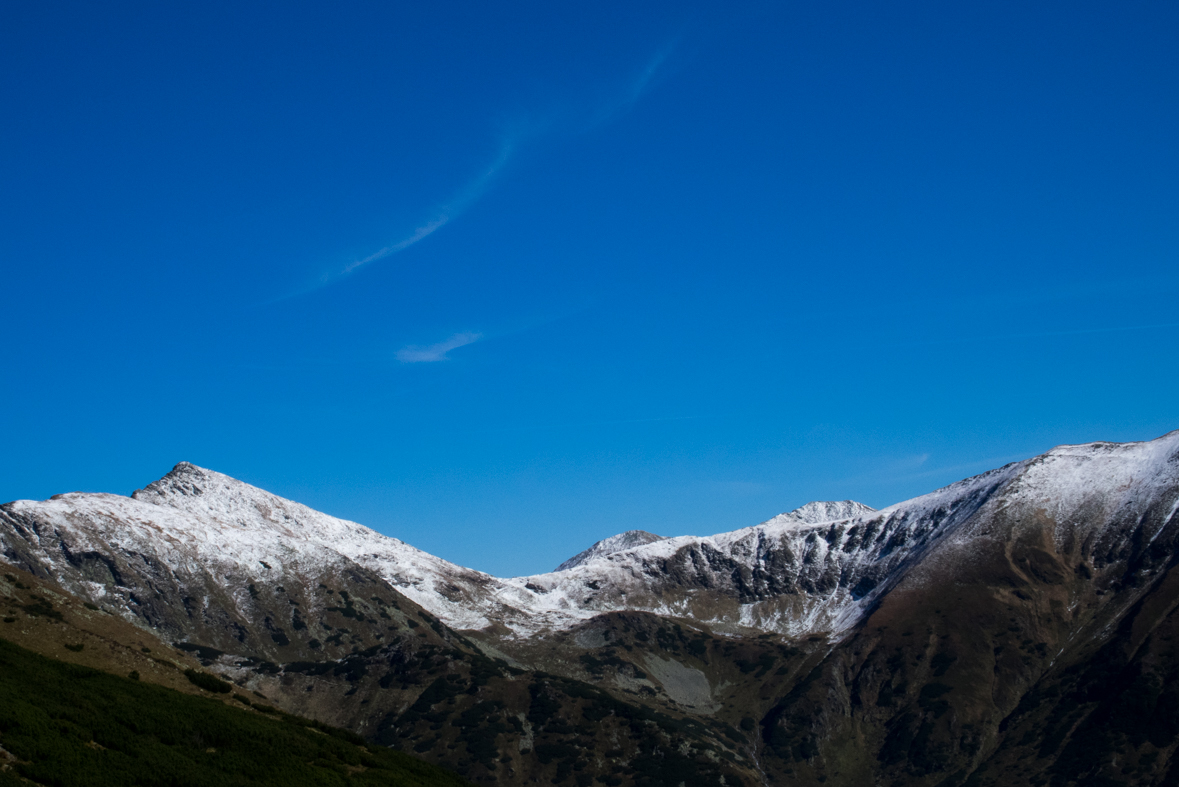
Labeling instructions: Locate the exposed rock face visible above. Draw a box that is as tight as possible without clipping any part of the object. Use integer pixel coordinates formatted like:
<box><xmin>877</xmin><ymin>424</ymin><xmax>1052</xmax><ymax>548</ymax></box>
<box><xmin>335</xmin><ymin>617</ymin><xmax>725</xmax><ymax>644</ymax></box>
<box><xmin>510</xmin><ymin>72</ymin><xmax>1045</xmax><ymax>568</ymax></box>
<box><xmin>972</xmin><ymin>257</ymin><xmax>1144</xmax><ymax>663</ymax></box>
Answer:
<box><xmin>504</xmin><ymin>466</ymin><xmax>1019</xmax><ymax>638</ymax></box>
<box><xmin>0</xmin><ymin>458</ymin><xmax>956</xmax><ymax>641</ymax></box>
<box><xmin>746</xmin><ymin>434</ymin><xmax>1179</xmax><ymax>786</ymax></box>
<box><xmin>555</xmin><ymin>530</ymin><xmax>667</xmax><ymax>572</ymax></box>
<box><xmin>2</xmin><ymin>431</ymin><xmax>1179</xmax><ymax>787</ymax></box>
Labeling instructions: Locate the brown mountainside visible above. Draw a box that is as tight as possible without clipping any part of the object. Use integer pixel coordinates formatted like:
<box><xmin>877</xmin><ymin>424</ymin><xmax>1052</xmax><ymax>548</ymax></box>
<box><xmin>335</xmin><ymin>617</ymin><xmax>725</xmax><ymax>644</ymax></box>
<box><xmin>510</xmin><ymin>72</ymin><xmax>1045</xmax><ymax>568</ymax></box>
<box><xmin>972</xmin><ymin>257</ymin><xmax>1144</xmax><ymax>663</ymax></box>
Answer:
<box><xmin>2</xmin><ymin>431</ymin><xmax>1179</xmax><ymax>786</ymax></box>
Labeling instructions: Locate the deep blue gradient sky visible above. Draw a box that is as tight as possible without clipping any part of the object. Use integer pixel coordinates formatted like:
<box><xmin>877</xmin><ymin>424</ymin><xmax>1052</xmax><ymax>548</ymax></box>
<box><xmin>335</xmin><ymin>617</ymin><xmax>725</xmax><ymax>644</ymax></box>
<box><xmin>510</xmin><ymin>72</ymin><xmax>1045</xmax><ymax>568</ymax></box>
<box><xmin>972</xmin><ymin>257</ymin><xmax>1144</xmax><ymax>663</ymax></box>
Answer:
<box><xmin>3</xmin><ymin>1</ymin><xmax>1178</xmax><ymax>576</ymax></box>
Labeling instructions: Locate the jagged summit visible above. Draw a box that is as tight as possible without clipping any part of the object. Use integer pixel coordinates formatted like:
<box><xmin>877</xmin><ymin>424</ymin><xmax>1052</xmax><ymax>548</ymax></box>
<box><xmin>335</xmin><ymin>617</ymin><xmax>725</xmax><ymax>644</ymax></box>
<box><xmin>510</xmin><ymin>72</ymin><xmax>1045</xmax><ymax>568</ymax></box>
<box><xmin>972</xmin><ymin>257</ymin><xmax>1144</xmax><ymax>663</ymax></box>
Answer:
<box><xmin>4</xmin><ymin>434</ymin><xmax>1179</xmax><ymax>787</ymax></box>
<box><xmin>134</xmin><ymin>461</ymin><xmax>308</xmax><ymax>525</ymax></box>
<box><xmin>780</xmin><ymin>500</ymin><xmax>876</xmax><ymax>524</ymax></box>
<box><xmin>5</xmin><ymin>432</ymin><xmax>1179</xmax><ymax>642</ymax></box>
<box><xmin>551</xmin><ymin>502</ymin><xmax>875</xmax><ymax>573</ymax></box>
<box><xmin>555</xmin><ymin>530</ymin><xmax>666</xmax><ymax>572</ymax></box>
<box><xmin>136</xmin><ymin>461</ymin><xmax>265</xmax><ymax>506</ymax></box>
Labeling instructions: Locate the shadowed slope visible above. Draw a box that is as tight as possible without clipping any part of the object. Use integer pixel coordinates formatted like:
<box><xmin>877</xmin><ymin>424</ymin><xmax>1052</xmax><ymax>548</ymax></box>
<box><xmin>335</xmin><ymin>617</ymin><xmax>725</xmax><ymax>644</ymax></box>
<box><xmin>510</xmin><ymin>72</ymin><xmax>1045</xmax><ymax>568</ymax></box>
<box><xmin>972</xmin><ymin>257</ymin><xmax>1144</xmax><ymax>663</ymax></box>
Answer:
<box><xmin>4</xmin><ymin>432</ymin><xmax>1179</xmax><ymax>787</ymax></box>
<box><xmin>0</xmin><ymin>636</ymin><xmax>469</xmax><ymax>786</ymax></box>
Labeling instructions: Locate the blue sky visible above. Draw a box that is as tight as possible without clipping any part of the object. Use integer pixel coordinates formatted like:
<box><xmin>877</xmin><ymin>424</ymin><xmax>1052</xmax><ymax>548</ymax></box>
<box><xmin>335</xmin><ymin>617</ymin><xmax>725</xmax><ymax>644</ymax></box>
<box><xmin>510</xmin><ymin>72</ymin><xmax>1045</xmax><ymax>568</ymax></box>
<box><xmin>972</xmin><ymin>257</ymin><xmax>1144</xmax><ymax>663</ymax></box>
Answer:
<box><xmin>2</xmin><ymin>1</ymin><xmax>1177</xmax><ymax>577</ymax></box>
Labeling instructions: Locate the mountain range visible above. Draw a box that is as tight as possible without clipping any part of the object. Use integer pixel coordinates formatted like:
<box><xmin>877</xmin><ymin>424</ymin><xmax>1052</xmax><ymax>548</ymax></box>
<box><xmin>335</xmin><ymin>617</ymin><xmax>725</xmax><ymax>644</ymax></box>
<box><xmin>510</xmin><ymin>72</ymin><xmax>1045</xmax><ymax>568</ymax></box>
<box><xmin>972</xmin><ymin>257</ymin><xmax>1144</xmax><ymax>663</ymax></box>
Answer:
<box><xmin>3</xmin><ymin>431</ymin><xmax>1179</xmax><ymax>786</ymax></box>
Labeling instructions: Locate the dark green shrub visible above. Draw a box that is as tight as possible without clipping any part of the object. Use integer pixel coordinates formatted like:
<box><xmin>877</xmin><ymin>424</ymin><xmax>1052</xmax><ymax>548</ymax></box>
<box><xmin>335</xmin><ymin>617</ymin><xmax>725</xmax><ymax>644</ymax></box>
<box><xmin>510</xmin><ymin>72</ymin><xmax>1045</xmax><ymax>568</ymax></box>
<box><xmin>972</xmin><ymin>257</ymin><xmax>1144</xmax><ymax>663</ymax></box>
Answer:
<box><xmin>930</xmin><ymin>653</ymin><xmax>957</xmax><ymax>677</ymax></box>
<box><xmin>184</xmin><ymin>669</ymin><xmax>232</xmax><ymax>694</ymax></box>
<box><xmin>20</xmin><ymin>598</ymin><xmax>62</xmax><ymax>620</ymax></box>
<box><xmin>175</xmin><ymin>643</ymin><xmax>223</xmax><ymax>662</ymax></box>
<box><xmin>0</xmin><ymin>637</ymin><xmax>470</xmax><ymax>787</ymax></box>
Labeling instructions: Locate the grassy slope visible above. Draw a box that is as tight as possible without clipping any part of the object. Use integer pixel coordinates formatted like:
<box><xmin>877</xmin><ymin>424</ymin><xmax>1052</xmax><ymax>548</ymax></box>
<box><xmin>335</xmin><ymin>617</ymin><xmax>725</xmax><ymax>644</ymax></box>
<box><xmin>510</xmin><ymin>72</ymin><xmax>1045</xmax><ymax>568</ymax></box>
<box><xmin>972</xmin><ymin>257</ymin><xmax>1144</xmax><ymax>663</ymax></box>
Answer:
<box><xmin>2</xmin><ymin>566</ymin><xmax>763</xmax><ymax>787</ymax></box>
<box><xmin>0</xmin><ymin>567</ymin><xmax>219</xmax><ymax>699</ymax></box>
<box><xmin>12</xmin><ymin>495</ymin><xmax>1179</xmax><ymax>787</ymax></box>
<box><xmin>0</xmin><ymin>637</ymin><xmax>469</xmax><ymax>787</ymax></box>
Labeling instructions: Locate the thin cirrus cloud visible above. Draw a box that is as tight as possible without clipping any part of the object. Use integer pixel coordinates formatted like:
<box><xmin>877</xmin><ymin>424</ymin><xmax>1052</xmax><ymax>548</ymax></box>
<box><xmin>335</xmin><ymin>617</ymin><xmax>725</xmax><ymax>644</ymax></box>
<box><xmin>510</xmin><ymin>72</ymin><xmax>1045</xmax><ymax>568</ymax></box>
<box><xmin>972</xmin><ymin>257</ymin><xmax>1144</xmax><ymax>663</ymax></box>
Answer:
<box><xmin>395</xmin><ymin>332</ymin><xmax>483</xmax><ymax>363</ymax></box>
<box><xmin>296</xmin><ymin>44</ymin><xmax>678</xmax><ymax>296</ymax></box>
<box><xmin>587</xmin><ymin>42</ymin><xmax>678</xmax><ymax>129</ymax></box>
<box><xmin>337</xmin><ymin>139</ymin><xmax>516</xmax><ymax>279</ymax></box>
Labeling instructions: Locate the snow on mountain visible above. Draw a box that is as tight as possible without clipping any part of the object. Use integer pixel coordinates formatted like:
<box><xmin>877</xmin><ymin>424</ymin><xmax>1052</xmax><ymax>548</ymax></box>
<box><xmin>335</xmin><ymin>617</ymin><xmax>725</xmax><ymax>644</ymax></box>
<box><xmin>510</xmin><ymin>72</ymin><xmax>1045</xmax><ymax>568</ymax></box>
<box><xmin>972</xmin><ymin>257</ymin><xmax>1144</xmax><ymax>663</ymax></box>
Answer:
<box><xmin>772</xmin><ymin>500</ymin><xmax>877</xmax><ymax>525</ymax></box>
<box><xmin>555</xmin><ymin>530</ymin><xmax>667</xmax><ymax>572</ymax></box>
<box><xmin>553</xmin><ymin>504</ymin><xmax>876</xmax><ymax>573</ymax></box>
<box><xmin>130</xmin><ymin>462</ymin><xmax>510</xmax><ymax>630</ymax></box>
<box><xmin>500</xmin><ymin>470</ymin><xmax>1021</xmax><ymax>638</ymax></box>
<box><xmin>909</xmin><ymin>434</ymin><xmax>1179</xmax><ymax>590</ymax></box>
<box><xmin>2</xmin><ymin>432</ymin><xmax>1178</xmax><ymax>644</ymax></box>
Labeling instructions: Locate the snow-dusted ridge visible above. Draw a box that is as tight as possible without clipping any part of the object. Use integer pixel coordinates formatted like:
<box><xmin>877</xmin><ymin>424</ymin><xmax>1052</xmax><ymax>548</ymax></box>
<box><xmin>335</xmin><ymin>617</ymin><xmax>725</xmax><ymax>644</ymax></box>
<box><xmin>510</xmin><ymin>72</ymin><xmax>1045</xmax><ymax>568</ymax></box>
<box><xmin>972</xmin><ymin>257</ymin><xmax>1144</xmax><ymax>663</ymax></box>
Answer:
<box><xmin>3</xmin><ymin>432</ymin><xmax>1179</xmax><ymax>642</ymax></box>
<box><xmin>555</xmin><ymin>530</ymin><xmax>667</xmax><ymax>572</ymax></box>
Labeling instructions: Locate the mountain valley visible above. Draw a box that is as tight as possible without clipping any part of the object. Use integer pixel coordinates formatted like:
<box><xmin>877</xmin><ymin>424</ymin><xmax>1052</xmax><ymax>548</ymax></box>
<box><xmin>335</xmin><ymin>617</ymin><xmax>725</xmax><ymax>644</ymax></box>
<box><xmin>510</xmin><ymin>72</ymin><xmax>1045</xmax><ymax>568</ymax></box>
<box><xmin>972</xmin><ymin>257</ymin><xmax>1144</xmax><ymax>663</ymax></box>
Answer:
<box><xmin>3</xmin><ymin>431</ymin><xmax>1179</xmax><ymax>786</ymax></box>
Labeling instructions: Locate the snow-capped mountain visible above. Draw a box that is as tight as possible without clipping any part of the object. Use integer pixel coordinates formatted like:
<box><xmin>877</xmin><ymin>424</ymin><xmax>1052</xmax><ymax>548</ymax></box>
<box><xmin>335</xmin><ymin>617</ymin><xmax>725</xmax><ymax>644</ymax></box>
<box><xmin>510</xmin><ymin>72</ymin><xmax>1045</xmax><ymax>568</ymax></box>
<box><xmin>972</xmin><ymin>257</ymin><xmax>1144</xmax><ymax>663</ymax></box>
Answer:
<box><xmin>3</xmin><ymin>433</ymin><xmax>1179</xmax><ymax>647</ymax></box>
<box><xmin>0</xmin><ymin>462</ymin><xmax>895</xmax><ymax>640</ymax></box>
<box><xmin>552</xmin><ymin>502</ymin><xmax>875</xmax><ymax>573</ymax></box>
<box><xmin>766</xmin><ymin>499</ymin><xmax>877</xmax><ymax>526</ymax></box>
<box><xmin>555</xmin><ymin>530</ymin><xmax>667</xmax><ymax>572</ymax></box>
<box><xmin>5</xmin><ymin>432</ymin><xmax>1179</xmax><ymax>787</ymax></box>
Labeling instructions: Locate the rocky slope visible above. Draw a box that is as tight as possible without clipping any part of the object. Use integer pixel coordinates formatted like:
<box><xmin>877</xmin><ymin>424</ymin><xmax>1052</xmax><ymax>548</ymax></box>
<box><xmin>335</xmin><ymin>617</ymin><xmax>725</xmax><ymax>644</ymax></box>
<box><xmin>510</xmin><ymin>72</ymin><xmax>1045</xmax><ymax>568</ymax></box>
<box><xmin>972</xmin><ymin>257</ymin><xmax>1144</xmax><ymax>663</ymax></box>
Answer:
<box><xmin>744</xmin><ymin>433</ymin><xmax>1179</xmax><ymax>785</ymax></box>
<box><xmin>0</xmin><ymin>627</ymin><xmax>472</xmax><ymax>787</ymax></box>
<box><xmin>555</xmin><ymin>531</ymin><xmax>667</xmax><ymax>572</ymax></box>
<box><xmin>0</xmin><ymin>461</ymin><xmax>937</xmax><ymax>641</ymax></box>
<box><xmin>0</xmin><ymin>456</ymin><xmax>1016</xmax><ymax>641</ymax></box>
<box><xmin>2</xmin><ymin>430</ymin><xmax>1178</xmax><ymax>787</ymax></box>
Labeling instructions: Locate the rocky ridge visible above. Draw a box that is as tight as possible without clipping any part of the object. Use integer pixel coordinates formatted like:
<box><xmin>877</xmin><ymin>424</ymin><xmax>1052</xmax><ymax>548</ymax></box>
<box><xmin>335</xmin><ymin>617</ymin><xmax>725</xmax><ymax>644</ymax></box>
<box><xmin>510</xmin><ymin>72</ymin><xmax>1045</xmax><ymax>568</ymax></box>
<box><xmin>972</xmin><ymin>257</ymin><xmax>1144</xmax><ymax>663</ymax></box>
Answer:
<box><xmin>5</xmin><ymin>434</ymin><xmax>1178</xmax><ymax>655</ymax></box>
<box><xmin>3</xmin><ymin>431</ymin><xmax>1179</xmax><ymax>787</ymax></box>
<box><xmin>0</xmin><ymin>461</ymin><xmax>932</xmax><ymax>640</ymax></box>
<box><xmin>555</xmin><ymin>530</ymin><xmax>668</xmax><ymax>572</ymax></box>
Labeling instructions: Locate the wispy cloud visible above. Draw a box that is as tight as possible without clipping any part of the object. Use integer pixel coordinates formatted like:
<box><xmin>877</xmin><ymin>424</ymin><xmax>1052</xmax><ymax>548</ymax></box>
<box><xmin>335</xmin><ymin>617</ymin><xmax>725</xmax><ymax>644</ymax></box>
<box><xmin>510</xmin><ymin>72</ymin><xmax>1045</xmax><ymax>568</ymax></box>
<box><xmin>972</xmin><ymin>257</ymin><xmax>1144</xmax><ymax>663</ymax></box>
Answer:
<box><xmin>282</xmin><ymin>44</ymin><xmax>679</xmax><ymax>301</ymax></box>
<box><xmin>588</xmin><ymin>43</ymin><xmax>678</xmax><ymax>128</ymax></box>
<box><xmin>396</xmin><ymin>332</ymin><xmax>483</xmax><ymax>363</ymax></box>
<box><xmin>338</xmin><ymin>137</ymin><xmax>516</xmax><ymax>280</ymax></box>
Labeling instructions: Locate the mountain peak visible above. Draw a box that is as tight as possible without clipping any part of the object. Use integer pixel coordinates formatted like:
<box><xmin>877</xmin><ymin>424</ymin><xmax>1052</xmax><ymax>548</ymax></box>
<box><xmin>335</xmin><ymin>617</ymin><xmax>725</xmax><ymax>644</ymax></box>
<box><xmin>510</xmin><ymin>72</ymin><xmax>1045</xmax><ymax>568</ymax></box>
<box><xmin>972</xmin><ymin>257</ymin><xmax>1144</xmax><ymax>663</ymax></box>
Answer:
<box><xmin>134</xmin><ymin>462</ymin><xmax>235</xmax><ymax>505</ymax></box>
<box><xmin>131</xmin><ymin>462</ymin><xmax>318</xmax><ymax>534</ymax></box>
<box><xmin>555</xmin><ymin>529</ymin><xmax>666</xmax><ymax>572</ymax></box>
<box><xmin>785</xmin><ymin>500</ymin><xmax>876</xmax><ymax>524</ymax></box>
